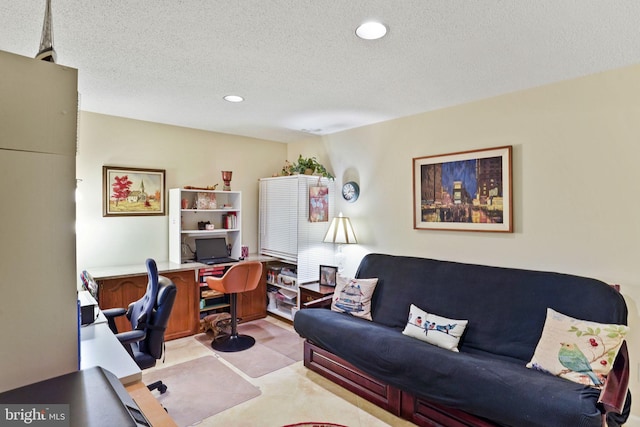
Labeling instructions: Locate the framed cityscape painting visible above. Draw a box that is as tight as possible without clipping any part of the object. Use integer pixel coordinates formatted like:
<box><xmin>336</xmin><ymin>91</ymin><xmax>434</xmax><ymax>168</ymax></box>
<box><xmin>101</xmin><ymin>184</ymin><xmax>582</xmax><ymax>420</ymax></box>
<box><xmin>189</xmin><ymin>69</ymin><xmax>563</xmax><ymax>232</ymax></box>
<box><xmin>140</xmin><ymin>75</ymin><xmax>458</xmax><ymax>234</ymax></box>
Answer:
<box><xmin>413</xmin><ymin>146</ymin><xmax>512</xmax><ymax>232</ymax></box>
<box><xmin>103</xmin><ymin>166</ymin><xmax>166</xmax><ymax>217</ymax></box>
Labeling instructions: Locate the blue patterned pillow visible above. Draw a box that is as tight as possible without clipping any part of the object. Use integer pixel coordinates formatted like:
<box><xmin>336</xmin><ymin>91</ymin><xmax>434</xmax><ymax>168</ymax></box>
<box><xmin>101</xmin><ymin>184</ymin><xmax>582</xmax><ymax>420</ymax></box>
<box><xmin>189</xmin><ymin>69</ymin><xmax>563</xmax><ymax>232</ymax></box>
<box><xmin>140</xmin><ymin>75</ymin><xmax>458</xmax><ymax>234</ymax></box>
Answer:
<box><xmin>331</xmin><ymin>274</ymin><xmax>378</xmax><ymax>321</ymax></box>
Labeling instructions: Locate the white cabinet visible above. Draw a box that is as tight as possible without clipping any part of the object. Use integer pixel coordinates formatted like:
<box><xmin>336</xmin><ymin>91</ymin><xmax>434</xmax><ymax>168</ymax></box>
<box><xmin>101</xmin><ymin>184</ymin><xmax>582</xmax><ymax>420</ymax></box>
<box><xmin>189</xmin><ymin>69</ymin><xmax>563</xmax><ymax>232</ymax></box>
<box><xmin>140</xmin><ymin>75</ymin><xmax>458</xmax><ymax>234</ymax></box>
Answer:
<box><xmin>259</xmin><ymin>175</ymin><xmax>336</xmax><ymax>319</ymax></box>
<box><xmin>169</xmin><ymin>189</ymin><xmax>242</xmax><ymax>263</ymax></box>
<box><xmin>0</xmin><ymin>51</ymin><xmax>78</xmax><ymax>392</ymax></box>
<box><xmin>259</xmin><ymin>177</ymin><xmax>299</xmax><ymax>261</ymax></box>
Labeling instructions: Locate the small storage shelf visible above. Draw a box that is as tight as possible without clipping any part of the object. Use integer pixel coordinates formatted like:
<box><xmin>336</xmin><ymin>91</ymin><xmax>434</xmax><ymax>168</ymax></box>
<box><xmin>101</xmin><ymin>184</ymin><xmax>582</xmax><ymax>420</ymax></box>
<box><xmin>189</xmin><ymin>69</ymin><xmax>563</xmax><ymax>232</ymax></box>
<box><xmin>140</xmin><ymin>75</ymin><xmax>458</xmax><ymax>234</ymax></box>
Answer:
<box><xmin>198</xmin><ymin>265</ymin><xmax>230</xmax><ymax>317</ymax></box>
<box><xmin>269</xmin><ymin>305</ymin><xmax>296</xmax><ymax>319</ymax></box>
<box><xmin>169</xmin><ymin>188</ymin><xmax>242</xmax><ymax>264</ymax></box>
<box><xmin>267</xmin><ymin>290</ymin><xmax>297</xmax><ymax>319</ymax></box>
<box><xmin>266</xmin><ymin>262</ymin><xmax>298</xmax><ymax>320</ymax></box>
<box><xmin>196</xmin><ymin>262</ymin><xmax>268</xmax><ymax>323</ymax></box>
<box><xmin>199</xmin><ymin>289</ymin><xmax>230</xmax><ymax>314</ymax></box>
<box><xmin>181</xmin><ymin>229</ymin><xmax>240</xmax><ymax>235</ymax></box>
<box><xmin>201</xmin><ymin>289</ymin><xmax>223</xmax><ymax>299</ymax></box>
<box><xmin>200</xmin><ymin>302</ymin><xmax>230</xmax><ymax>312</ymax></box>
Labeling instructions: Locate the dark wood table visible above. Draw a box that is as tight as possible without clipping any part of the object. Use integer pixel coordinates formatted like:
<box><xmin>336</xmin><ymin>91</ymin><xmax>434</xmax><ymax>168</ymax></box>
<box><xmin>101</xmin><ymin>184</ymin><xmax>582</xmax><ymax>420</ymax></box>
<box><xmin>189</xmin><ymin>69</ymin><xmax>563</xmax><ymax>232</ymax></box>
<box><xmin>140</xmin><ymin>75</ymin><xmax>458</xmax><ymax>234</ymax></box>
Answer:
<box><xmin>299</xmin><ymin>282</ymin><xmax>334</xmax><ymax>308</ymax></box>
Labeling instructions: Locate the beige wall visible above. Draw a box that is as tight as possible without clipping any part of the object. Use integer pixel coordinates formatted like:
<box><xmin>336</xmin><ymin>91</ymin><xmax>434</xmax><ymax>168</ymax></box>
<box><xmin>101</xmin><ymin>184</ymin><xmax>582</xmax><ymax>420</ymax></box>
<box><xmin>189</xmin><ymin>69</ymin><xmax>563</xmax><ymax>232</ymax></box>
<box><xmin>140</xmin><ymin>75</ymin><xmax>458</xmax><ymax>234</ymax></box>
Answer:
<box><xmin>291</xmin><ymin>63</ymin><xmax>640</xmax><ymax>419</ymax></box>
<box><xmin>74</xmin><ymin>63</ymin><xmax>639</xmax><ymax>419</ymax></box>
<box><xmin>76</xmin><ymin>112</ymin><xmax>287</xmax><ymax>271</ymax></box>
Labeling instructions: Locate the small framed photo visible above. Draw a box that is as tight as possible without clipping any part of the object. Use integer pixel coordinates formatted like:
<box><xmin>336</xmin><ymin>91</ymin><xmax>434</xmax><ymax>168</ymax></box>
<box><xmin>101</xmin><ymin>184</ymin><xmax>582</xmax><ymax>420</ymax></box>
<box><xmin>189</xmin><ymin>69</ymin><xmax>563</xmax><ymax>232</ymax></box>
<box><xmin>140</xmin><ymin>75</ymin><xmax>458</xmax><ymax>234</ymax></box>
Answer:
<box><xmin>319</xmin><ymin>265</ymin><xmax>338</xmax><ymax>287</ymax></box>
<box><xmin>103</xmin><ymin>166</ymin><xmax>166</xmax><ymax>217</ymax></box>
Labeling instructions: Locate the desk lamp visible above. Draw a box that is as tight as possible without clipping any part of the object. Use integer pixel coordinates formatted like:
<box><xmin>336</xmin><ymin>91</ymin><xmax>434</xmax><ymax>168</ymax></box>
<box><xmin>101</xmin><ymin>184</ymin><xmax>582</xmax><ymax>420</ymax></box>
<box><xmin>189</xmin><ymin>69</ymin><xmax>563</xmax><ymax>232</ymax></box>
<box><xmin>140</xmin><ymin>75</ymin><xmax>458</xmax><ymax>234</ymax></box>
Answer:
<box><xmin>323</xmin><ymin>213</ymin><xmax>357</xmax><ymax>273</ymax></box>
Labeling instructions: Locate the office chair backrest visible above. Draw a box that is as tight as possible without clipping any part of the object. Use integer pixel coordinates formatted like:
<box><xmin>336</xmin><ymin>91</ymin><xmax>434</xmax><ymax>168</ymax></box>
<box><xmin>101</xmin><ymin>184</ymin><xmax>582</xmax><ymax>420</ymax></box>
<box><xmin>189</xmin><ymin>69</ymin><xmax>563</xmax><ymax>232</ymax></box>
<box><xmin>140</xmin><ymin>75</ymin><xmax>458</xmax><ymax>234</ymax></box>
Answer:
<box><xmin>128</xmin><ymin>259</ymin><xmax>160</xmax><ymax>332</ymax></box>
<box><xmin>144</xmin><ymin>276</ymin><xmax>177</xmax><ymax>359</ymax></box>
<box><xmin>219</xmin><ymin>261</ymin><xmax>263</xmax><ymax>293</ymax></box>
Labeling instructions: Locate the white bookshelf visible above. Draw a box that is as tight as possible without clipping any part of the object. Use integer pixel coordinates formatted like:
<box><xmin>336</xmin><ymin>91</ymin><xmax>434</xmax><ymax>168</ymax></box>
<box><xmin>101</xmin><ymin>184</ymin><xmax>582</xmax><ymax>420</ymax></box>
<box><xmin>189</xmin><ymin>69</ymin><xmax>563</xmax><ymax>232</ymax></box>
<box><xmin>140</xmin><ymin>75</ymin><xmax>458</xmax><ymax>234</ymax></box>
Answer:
<box><xmin>169</xmin><ymin>188</ymin><xmax>242</xmax><ymax>264</ymax></box>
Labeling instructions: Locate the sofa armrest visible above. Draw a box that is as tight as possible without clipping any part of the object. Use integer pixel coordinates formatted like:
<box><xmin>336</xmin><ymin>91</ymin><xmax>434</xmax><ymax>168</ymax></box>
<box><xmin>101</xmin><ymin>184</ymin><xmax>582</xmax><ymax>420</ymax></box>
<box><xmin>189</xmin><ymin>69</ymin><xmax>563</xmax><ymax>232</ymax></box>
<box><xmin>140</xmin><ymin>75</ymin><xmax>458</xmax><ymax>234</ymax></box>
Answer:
<box><xmin>302</xmin><ymin>295</ymin><xmax>333</xmax><ymax>309</ymax></box>
<box><xmin>598</xmin><ymin>340</ymin><xmax>629</xmax><ymax>415</ymax></box>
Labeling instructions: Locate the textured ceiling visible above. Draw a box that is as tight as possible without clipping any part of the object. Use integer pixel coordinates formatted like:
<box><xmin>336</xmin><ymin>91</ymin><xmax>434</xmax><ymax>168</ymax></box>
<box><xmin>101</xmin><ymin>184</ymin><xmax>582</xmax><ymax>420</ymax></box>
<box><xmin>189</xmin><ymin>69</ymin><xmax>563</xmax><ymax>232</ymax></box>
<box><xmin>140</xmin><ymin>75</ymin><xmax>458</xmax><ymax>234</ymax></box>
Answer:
<box><xmin>2</xmin><ymin>1</ymin><xmax>640</xmax><ymax>143</ymax></box>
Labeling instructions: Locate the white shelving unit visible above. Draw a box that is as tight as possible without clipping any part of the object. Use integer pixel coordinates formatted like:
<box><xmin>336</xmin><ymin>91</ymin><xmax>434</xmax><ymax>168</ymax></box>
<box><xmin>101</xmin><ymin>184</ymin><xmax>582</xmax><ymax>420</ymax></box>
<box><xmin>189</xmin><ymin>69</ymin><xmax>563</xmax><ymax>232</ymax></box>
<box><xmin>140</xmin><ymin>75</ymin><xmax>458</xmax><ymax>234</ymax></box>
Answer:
<box><xmin>259</xmin><ymin>175</ymin><xmax>336</xmax><ymax>320</ymax></box>
<box><xmin>265</xmin><ymin>262</ymin><xmax>298</xmax><ymax>319</ymax></box>
<box><xmin>169</xmin><ymin>188</ymin><xmax>242</xmax><ymax>264</ymax></box>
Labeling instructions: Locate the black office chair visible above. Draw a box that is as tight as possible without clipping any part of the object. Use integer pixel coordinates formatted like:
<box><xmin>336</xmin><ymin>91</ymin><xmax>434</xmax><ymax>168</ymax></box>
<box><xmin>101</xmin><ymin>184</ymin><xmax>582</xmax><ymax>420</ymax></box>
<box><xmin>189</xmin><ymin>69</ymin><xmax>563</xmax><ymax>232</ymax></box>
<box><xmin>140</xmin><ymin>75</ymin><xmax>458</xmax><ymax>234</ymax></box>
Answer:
<box><xmin>103</xmin><ymin>259</ymin><xmax>177</xmax><ymax>394</ymax></box>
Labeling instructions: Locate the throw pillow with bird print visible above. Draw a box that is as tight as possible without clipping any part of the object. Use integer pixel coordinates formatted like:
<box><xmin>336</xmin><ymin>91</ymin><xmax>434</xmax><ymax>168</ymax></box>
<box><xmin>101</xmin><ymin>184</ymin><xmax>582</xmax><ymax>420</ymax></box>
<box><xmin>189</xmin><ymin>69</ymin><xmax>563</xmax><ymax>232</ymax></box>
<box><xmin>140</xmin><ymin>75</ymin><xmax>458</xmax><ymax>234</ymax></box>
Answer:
<box><xmin>526</xmin><ymin>308</ymin><xmax>629</xmax><ymax>388</ymax></box>
<box><xmin>330</xmin><ymin>275</ymin><xmax>379</xmax><ymax>320</ymax></box>
<box><xmin>402</xmin><ymin>304</ymin><xmax>468</xmax><ymax>352</ymax></box>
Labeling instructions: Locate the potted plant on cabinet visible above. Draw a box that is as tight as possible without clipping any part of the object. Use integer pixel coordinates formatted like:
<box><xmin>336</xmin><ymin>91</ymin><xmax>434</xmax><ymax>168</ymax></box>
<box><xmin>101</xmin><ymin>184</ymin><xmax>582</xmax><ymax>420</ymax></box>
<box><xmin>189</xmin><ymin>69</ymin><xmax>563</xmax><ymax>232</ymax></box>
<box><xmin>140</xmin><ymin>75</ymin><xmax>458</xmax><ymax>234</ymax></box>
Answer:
<box><xmin>286</xmin><ymin>155</ymin><xmax>335</xmax><ymax>179</ymax></box>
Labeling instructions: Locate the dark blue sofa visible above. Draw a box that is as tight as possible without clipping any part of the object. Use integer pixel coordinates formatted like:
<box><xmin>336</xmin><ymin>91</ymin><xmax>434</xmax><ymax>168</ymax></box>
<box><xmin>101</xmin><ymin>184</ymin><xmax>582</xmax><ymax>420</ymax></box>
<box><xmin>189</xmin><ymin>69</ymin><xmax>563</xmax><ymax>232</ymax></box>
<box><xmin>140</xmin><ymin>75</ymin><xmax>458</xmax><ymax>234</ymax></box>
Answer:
<box><xmin>294</xmin><ymin>253</ymin><xmax>631</xmax><ymax>427</ymax></box>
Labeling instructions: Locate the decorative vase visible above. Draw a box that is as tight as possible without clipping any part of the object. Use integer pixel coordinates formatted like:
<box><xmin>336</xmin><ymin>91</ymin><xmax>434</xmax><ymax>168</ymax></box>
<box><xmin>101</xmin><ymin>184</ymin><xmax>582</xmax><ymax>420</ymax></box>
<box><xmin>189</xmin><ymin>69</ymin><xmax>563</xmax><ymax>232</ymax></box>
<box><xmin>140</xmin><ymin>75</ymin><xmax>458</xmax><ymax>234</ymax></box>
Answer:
<box><xmin>221</xmin><ymin>171</ymin><xmax>232</xmax><ymax>191</ymax></box>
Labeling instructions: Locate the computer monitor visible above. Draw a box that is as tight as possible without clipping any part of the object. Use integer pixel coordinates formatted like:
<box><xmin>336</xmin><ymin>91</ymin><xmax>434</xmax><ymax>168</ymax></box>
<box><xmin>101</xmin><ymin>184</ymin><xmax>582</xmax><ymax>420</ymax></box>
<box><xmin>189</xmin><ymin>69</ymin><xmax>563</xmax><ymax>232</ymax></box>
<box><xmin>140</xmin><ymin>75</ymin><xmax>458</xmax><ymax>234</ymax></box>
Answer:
<box><xmin>195</xmin><ymin>237</ymin><xmax>228</xmax><ymax>261</ymax></box>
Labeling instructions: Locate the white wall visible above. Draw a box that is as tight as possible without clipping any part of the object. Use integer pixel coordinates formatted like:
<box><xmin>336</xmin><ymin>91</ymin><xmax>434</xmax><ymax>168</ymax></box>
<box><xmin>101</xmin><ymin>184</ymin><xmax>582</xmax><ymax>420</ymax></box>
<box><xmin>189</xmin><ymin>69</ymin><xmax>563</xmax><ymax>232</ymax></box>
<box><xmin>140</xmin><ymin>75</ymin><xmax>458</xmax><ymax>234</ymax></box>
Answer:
<box><xmin>76</xmin><ymin>112</ymin><xmax>287</xmax><ymax>271</ymax></box>
<box><xmin>292</xmin><ymin>63</ymin><xmax>640</xmax><ymax>419</ymax></box>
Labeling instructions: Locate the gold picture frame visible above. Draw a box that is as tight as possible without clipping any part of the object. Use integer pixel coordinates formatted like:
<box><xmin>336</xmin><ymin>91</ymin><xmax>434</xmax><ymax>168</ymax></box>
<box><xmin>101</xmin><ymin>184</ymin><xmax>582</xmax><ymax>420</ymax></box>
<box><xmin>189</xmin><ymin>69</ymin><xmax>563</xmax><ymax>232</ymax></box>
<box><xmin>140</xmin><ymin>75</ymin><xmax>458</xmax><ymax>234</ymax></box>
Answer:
<box><xmin>103</xmin><ymin>166</ymin><xmax>166</xmax><ymax>217</ymax></box>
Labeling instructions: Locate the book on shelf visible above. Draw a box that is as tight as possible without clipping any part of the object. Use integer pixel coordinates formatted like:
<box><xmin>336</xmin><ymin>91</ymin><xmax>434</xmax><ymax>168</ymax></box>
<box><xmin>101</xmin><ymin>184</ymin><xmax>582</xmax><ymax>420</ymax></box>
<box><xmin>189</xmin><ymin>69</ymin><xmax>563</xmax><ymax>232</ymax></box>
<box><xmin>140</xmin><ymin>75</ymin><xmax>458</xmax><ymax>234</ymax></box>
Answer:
<box><xmin>201</xmin><ymin>289</ymin><xmax>224</xmax><ymax>298</ymax></box>
<box><xmin>198</xmin><ymin>265</ymin><xmax>226</xmax><ymax>283</ymax></box>
<box><xmin>223</xmin><ymin>212</ymin><xmax>237</xmax><ymax>229</ymax></box>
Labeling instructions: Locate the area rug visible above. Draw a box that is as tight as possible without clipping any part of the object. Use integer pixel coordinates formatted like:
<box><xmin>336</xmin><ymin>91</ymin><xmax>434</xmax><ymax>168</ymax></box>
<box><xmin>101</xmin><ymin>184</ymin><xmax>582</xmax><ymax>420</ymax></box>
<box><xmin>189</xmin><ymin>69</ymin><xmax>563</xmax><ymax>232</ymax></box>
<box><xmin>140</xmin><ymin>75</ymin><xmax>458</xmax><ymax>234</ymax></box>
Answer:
<box><xmin>142</xmin><ymin>355</ymin><xmax>260</xmax><ymax>426</ymax></box>
<box><xmin>194</xmin><ymin>319</ymin><xmax>304</xmax><ymax>378</ymax></box>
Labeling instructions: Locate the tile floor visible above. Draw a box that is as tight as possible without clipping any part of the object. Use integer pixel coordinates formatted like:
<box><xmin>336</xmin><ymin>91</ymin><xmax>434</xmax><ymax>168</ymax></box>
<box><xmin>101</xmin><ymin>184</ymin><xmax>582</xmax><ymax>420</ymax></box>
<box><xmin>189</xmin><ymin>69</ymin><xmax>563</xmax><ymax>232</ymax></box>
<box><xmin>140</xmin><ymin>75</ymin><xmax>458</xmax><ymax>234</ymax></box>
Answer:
<box><xmin>143</xmin><ymin>316</ymin><xmax>415</xmax><ymax>427</ymax></box>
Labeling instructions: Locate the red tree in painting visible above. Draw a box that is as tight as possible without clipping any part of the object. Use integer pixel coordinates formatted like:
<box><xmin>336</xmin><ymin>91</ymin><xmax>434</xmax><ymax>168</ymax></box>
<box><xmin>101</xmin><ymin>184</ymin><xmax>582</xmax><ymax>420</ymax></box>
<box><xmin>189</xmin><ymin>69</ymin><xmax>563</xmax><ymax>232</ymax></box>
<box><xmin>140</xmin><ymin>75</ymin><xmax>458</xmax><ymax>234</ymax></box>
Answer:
<box><xmin>111</xmin><ymin>175</ymin><xmax>132</xmax><ymax>206</ymax></box>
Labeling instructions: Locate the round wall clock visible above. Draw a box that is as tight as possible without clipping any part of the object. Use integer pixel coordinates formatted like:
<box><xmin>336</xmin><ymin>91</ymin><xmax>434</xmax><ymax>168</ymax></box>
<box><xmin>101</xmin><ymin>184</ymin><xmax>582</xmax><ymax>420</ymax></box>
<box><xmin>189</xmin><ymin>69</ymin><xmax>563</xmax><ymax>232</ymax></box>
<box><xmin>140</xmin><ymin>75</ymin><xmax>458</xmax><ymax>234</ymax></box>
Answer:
<box><xmin>342</xmin><ymin>181</ymin><xmax>360</xmax><ymax>203</ymax></box>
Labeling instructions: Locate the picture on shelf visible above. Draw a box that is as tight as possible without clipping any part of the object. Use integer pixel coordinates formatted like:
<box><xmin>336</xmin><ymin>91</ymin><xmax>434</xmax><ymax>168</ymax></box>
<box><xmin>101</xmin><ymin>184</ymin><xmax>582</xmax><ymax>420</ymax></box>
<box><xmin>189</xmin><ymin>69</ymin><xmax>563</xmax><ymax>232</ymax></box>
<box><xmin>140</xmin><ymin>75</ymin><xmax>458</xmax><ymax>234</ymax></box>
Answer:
<box><xmin>196</xmin><ymin>192</ymin><xmax>217</xmax><ymax>209</ymax></box>
<box><xmin>319</xmin><ymin>265</ymin><xmax>338</xmax><ymax>287</ymax></box>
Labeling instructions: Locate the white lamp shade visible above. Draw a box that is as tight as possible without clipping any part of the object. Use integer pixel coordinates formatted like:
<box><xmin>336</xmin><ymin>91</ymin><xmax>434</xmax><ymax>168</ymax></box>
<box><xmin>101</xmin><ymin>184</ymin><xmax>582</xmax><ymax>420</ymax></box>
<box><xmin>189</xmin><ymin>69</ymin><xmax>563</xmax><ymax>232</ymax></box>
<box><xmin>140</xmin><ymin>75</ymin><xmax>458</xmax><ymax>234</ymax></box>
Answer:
<box><xmin>323</xmin><ymin>215</ymin><xmax>357</xmax><ymax>244</ymax></box>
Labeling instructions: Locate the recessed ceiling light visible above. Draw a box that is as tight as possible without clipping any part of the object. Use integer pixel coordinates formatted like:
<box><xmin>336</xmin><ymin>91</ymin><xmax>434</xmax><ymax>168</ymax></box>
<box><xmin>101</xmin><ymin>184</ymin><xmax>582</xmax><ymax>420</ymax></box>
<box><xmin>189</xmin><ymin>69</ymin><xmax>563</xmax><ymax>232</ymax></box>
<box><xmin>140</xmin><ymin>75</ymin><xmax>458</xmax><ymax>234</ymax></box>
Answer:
<box><xmin>223</xmin><ymin>95</ymin><xmax>244</xmax><ymax>103</ymax></box>
<box><xmin>355</xmin><ymin>21</ymin><xmax>387</xmax><ymax>40</ymax></box>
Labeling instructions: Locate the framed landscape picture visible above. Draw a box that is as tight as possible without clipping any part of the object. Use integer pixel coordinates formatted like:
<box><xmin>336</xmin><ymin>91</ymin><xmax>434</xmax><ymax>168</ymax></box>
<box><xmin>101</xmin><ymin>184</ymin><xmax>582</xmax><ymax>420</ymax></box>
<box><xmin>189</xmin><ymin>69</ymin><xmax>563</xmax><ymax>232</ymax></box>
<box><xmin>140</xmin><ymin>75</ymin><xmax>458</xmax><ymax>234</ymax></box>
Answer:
<box><xmin>413</xmin><ymin>146</ymin><xmax>512</xmax><ymax>232</ymax></box>
<box><xmin>103</xmin><ymin>166</ymin><xmax>166</xmax><ymax>217</ymax></box>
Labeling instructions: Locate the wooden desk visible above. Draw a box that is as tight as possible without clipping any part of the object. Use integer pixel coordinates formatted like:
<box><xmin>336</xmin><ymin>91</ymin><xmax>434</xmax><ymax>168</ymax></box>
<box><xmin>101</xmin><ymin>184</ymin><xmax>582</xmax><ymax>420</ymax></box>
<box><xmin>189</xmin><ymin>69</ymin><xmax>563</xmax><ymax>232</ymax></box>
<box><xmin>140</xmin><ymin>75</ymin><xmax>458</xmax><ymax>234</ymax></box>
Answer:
<box><xmin>90</xmin><ymin>262</ymin><xmax>200</xmax><ymax>341</ymax></box>
<box><xmin>126</xmin><ymin>381</ymin><xmax>178</xmax><ymax>427</ymax></box>
<box><xmin>86</xmin><ymin>257</ymin><xmax>270</xmax><ymax>341</ymax></box>
<box><xmin>80</xmin><ymin>320</ymin><xmax>142</xmax><ymax>385</ymax></box>
<box><xmin>0</xmin><ymin>366</ymin><xmax>177</xmax><ymax>427</ymax></box>
<box><xmin>81</xmin><ymin>310</ymin><xmax>178</xmax><ymax>425</ymax></box>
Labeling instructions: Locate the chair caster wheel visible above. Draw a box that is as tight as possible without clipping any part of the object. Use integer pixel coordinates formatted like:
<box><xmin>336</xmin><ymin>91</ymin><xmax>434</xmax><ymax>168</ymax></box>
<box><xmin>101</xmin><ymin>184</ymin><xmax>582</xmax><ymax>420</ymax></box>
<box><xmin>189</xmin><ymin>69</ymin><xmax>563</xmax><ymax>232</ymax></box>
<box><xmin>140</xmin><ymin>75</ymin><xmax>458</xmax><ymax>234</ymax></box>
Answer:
<box><xmin>158</xmin><ymin>384</ymin><xmax>168</xmax><ymax>394</ymax></box>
